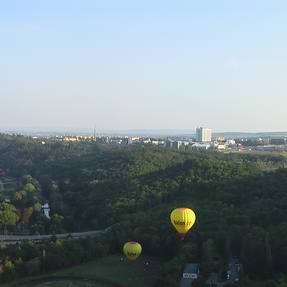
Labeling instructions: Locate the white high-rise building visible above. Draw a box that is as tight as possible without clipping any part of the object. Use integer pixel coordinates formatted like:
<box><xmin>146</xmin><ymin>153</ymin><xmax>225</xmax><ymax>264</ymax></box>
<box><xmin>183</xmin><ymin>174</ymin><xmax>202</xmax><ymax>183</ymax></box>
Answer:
<box><xmin>196</xmin><ymin>127</ymin><xmax>212</xmax><ymax>142</ymax></box>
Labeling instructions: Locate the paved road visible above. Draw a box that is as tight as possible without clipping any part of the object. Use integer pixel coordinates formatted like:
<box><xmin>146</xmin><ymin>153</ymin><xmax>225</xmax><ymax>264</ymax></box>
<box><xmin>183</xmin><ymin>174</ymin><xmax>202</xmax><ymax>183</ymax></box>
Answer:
<box><xmin>0</xmin><ymin>227</ymin><xmax>111</xmax><ymax>244</ymax></box>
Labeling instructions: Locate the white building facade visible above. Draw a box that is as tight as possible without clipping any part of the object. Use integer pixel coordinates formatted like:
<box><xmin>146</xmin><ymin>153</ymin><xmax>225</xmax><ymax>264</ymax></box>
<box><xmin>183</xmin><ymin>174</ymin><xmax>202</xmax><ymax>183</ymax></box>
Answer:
<box><xmin>196</xmin><ymin>127</ymin><xmax>212</xmax><ymax>142</ymax></box>
<box><xmin>42</xmin><ymin>203</ymin><xmax>50</xmax><ymax>219</ymax></box>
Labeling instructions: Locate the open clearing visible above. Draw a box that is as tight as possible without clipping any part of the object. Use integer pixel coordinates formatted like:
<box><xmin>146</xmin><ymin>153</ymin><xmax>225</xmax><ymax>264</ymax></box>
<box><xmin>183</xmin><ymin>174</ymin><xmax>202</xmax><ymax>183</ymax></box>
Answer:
<box><xmin>31</xmin><ymin>280</ymin><xmax>107</xmax><ymax>287</ymax></box>
<box><xmin>52</xmin><ymin>255</ymin><xmax>161</xmax><ymax>287</ymax></box>
<box><xmin>5</xmin><ymin>255</ymin><xmax>161</xmax><ymax>287</ymax></box>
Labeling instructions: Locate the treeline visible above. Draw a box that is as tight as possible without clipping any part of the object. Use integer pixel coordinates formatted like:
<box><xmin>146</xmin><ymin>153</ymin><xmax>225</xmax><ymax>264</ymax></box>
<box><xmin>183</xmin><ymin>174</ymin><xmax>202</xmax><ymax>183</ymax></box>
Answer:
<box><xmin>0</xmin><ymin>236</ymin><xmax>109</xmax><ymax>282</ymax></box>
<box><xmin>0</xmin><ymin>174</ymin><xmax>64</xmax><ymax>235</ymax></box>
<box><xmin>1</xmin><ymin>134</ymin><xmax>287</xmax><ymax>285</ymax></box>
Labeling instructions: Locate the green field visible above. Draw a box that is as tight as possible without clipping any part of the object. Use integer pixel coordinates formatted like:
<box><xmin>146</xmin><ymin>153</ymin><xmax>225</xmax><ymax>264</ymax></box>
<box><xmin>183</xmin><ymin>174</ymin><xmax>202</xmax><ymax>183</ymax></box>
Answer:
<box><xmin>26</xmin><ymin>280</ymin><xmax>107</xmax><ymax>287</ymax></box>
<box><xmin>5</xmin><ymin>255</ymin><xmax>161</xmax><ymax>287</ymax></box>
<box><xmin>52</xmin><ymin>255</ymin><xmax>160</xmax><ymax>287</ymax></box>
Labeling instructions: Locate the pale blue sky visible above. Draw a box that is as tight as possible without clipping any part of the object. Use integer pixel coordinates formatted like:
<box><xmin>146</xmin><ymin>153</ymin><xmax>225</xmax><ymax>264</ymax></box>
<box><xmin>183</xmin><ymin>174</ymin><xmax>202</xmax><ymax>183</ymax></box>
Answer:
<box><xmin>0</xmin><ymin>0</ymin><xmax>286</xmax><ymax>132</ymax></box>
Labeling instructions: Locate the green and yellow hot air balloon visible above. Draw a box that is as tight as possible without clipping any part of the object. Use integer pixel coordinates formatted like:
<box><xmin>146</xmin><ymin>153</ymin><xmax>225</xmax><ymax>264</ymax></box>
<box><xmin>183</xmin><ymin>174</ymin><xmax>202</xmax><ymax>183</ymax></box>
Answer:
<box><xmin>123</xmin><ymin>241</ymin><xmax>142</xmax><ymax>261</ymax></box>
<box><xmin>170</xmin><ymin>207</ymin><xmax>196</xmax><ymax>238</ymax></box>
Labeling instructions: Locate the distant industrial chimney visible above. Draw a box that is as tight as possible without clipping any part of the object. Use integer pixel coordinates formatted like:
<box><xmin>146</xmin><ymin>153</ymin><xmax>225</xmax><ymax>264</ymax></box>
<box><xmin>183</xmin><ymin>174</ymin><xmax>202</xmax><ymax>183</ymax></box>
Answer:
<box><xmin>93</xmin><ymin>125</ymin><xmax>96</xmax><ymax>141</ymax></box>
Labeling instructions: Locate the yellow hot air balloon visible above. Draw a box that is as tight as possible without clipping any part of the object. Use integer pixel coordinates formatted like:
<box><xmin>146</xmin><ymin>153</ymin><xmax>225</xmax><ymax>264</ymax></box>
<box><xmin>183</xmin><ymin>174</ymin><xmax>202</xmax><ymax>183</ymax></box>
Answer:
<box><xmin>170</xmin><ymin>208</ymin><xmax>196</xmax><ymax>238</ymax></box>
<box><xmin>123</xmin><ymin>241</ymin><xmax>142</xmax><ymax>261</ymax></box>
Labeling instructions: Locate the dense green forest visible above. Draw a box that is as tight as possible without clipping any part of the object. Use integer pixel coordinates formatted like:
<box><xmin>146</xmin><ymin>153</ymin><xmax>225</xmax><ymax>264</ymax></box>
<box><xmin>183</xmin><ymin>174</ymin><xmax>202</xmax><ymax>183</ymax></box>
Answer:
<box><xmin>0</xmin><ymin>134</ymin><xmax>287</xmax><ymax>286</ymax></box>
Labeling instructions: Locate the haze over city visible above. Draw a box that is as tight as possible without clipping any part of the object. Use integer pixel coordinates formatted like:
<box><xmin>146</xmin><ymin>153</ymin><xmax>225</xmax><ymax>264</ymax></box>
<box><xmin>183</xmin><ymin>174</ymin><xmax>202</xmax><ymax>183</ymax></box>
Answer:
<box><xmin>1</xmin><ymin>0</ymin><xmax>287</xmax><ymax>132</ymax></box>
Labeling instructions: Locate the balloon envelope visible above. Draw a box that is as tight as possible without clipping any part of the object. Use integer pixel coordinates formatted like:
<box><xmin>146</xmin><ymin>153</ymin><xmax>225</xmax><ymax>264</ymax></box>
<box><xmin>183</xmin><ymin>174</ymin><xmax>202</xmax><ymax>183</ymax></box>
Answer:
<box><xmin>170</xmin><ymin>208</ymin><xmax>196</xmax><ymax>237</ymax></box>
<box><xmin>123</xmin><ymin>241</ymin><xmax>142</xmax><ymax>261</ymax></box>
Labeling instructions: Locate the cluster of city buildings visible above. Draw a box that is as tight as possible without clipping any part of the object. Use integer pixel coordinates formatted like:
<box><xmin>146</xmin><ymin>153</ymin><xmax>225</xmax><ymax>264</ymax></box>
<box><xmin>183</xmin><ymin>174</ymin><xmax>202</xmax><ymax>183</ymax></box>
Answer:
<box><xmin>31</xmin><ymin>127</ymin><xmax>287</xmax><ymax>153</ymax></box>
<box><xmin>165</xmin><ymin>127</ymin><xmax>238</xmax><ymax>151</ymax></box>
<box><xmin>41</xmin><ymin>127</ymin><xmax>238</xmax><ymax>151</ymax></box>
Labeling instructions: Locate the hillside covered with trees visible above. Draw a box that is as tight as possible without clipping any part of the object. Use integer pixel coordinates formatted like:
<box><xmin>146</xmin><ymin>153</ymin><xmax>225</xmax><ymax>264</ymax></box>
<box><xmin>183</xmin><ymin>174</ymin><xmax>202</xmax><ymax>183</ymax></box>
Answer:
<box><xmin>0</xmin><ymin>134</ymin><xmax>287</xmax><ymax>286</ymax></box>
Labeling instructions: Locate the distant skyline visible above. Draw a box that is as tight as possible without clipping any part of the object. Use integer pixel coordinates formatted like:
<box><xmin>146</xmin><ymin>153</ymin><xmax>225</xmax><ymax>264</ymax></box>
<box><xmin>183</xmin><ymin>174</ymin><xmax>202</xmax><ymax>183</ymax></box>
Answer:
<box><xmin>1</xmin><ymin>1</ymin><xmax>287</xmax><ymax>132</ymax></box>
<box><xmin>1</xmin><ymin>127</ymin><xmax>287</xmax><ymax>137</ymax></box>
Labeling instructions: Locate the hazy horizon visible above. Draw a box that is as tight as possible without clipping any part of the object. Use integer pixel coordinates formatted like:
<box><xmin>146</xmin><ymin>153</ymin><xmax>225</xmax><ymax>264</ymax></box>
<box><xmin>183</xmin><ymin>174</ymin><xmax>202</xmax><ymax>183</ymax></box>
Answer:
<box><xmin>1</xmin><ymin>1</ymin><xmax>286</xmax><ymax>131</ymax></box>
<box><xmin>1</xmin><ymin>126</ymin><xmax>287</xmax><ymax>136</ymax></box>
